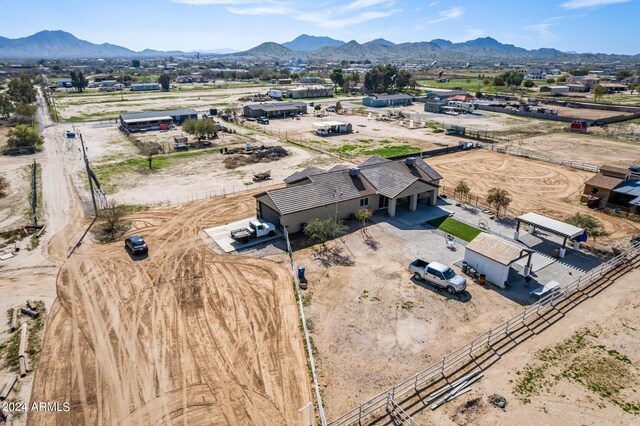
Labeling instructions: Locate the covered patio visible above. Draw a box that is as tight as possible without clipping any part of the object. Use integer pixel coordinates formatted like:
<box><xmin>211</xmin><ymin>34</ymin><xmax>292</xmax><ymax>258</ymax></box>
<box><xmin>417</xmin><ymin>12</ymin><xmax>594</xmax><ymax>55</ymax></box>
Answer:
<box><xmin>514</xmin><ymin>212</ymin><xmax>585</xmax><ymax>259</ymax></box>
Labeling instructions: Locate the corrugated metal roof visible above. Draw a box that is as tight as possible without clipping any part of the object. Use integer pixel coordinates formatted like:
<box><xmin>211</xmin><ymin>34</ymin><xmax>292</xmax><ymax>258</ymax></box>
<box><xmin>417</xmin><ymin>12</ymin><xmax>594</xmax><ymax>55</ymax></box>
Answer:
<box><xmin>516</xmin><ymin>212</ymin><xmax>584</xmax><ymax>238</ymax></box>
<box><xmin>283</xmin><ymin>167</ymin><xmax>325</xmax><ymax>184</ymax></box>
<box><xmin>612</xmin><ymin>179</ymin><xmax>640</xmax><ymax>197</ymax></box>
<box><xmin>366</xmin><ymin>94</ymin><xmax>412</xmax><ymax>101</ymax></box>
<box><xmin>245</xmin><ymin>101</ymin><xmax>306</xmax><ymax>111</ymax></box>
<box><xmin>465</xmin><ymin>233</ymin><xmax>532</xmax><ymax>266</ymax></box>
<box><xmin>120</xmin><ymin>109</ymin><xmax>197</xmax><ymax>121</ymax></box>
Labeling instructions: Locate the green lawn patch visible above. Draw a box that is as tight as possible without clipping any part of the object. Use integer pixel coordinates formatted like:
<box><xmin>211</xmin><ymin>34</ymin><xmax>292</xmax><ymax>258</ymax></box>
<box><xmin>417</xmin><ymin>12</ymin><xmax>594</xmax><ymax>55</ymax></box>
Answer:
<box><xmin>426</xmin><ymin>216</ymin><xmax>482</xmax><ymax>242</ymax></box>
<box><xmin>362</xmin><ymin>144</ymin><xmax>420</xmax><ymax>158</ymax></box>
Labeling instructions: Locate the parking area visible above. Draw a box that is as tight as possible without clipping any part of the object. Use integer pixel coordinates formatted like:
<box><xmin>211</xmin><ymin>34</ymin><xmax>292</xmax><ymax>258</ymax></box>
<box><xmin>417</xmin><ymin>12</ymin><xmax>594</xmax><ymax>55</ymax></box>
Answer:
<box><xmin>293</xmin><ymin>201</ymin><xmax>606</xmax><ymax>417</ymax></box>
<box><xmin>204</xmin><ymin>217</ymin><xmax>282</xmax><ymax>253</ymax></box>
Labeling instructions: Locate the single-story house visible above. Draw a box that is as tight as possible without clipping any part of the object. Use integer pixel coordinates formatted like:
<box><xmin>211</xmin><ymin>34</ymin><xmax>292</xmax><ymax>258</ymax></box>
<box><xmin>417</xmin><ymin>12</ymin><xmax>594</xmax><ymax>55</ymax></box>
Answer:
<box><xmin>425</xmin><ymin>90</ymin><xmax>470</xmax><ymax>101</ymax></box>
<box><xmin>287</xmin><ymin>85</ymin><xmax>333</xmax><ymax>99</ymax></box>
<box><xmin>243</xmin><ymin>101</ymin><xmax>307</xmax><ymax>118</ymax></box>
<box><xmin>119</xmin><ymin>108</ymin><xmax>197</xmax><ymax>131</ymax></box>
<box><xmin>255</xmin><ymin>156</ymin><xmax>442</xmax><ymax>233</ymax></box>
<box><xmin>424</xmin><ymin>100</ymin><xmax>446</xmax><ymax>113</ymax></box>
<box><xmin>300</xmin><ymin>76</ymin><xmax>323</xmax><ymax>84</ymax></box>
<box><xmin>540</xmin><ymin>85</ymin><xmax>570</xmax><ymax>96</ymax></box>
<box><xmin>464</xmin><ymin>233</ymin><xmax>534</xmax><ymax>289</ymax></box>
<box><xmin>601</xmin><ymin>83</ymin><xmax>627</xmax><ymax>93</ymax></box>
<box><xmin>363</xmin><ymin>94</ymin><xmax>412</xmax><ymax>108</ymax></box>
<box><xmin>583</xmin><ymin>165</ymin><xmax>640</xmax><ymax>209</ymax></box>
<box><xmin>312</xmin><ymin>121</ymin><xmax>352</xmax><ymax>134</ymax></box>
<box><xmin>130</xmin><ymin>83</ymin><xmax>161</xmax><ymax>91</ymax></box>
<box><xmin>56</xmin><ymin>78</ymin><xmax>72</xmax><ymax>88</ymax></box>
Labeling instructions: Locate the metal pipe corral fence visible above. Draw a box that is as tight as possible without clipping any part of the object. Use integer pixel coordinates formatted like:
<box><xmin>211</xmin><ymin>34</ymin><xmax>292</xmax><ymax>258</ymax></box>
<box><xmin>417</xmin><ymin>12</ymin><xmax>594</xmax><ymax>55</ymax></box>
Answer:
<box><xmin>328</xmin><ymin>244</ymin><xmax>639</xmax><ymax>425</ymax></box>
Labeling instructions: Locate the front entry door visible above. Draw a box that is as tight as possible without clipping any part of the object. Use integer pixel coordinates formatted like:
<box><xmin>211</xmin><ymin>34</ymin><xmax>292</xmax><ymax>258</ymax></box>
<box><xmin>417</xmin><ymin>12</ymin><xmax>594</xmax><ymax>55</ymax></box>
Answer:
<box><xmin>379</xmin><ymin>196</ymin><xmax>389</xmax><ymax>209</ymax></box>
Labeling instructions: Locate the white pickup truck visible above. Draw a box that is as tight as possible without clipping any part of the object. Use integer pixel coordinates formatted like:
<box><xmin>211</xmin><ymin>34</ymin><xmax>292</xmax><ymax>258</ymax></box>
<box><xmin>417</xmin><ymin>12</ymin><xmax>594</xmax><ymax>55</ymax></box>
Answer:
<box><xmin>230</xmin><ymin>220</ymin><xmax>276</xmax><ymax>244</ymax></box>
<box><xmin>409</xmin><ymin>259</ymin><xmax>467</xmax><ymax>294</ymax></box>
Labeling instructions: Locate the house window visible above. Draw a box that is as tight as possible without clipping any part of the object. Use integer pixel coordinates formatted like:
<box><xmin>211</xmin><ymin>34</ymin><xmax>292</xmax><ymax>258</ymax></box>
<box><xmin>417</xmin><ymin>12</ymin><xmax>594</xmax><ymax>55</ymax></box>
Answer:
<box><xmin>360</xmin><ymin>198</ymin><xmax>369</xmax><ymax>207</ymax></box>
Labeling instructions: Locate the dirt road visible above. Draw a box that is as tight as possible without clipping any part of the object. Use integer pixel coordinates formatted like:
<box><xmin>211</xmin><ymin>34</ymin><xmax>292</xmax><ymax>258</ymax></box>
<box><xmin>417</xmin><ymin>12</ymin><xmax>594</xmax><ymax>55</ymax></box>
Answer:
<box><xmin>29</xmin><ymin>191</ymin><xmax>311</xmax><ymax>425</ymax></box>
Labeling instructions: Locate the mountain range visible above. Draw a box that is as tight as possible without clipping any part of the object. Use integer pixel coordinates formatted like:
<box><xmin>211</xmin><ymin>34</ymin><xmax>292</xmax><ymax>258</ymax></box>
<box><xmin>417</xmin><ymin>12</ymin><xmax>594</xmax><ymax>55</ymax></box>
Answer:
<box><xmin>0</xmin><ymin>31</ymin><xmax>637</xmax><ymax>63</ymax></box>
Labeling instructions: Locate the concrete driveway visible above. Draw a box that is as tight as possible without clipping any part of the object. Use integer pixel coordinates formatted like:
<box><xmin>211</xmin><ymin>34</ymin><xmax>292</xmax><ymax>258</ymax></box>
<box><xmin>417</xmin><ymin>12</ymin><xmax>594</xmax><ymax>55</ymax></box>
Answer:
<box><xmin>204</xmin><ymin>217</ymin><xmax>281</xmax><ymax>253</ymax></box>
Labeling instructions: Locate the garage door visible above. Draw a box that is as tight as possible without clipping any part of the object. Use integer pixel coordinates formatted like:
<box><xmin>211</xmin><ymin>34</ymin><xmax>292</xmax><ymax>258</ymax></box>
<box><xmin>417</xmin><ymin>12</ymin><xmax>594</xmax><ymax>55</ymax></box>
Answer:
<box><xmin>259</xmin><ymin>202</ymin><xmax>281</xmax><ymax>228</ymax></box>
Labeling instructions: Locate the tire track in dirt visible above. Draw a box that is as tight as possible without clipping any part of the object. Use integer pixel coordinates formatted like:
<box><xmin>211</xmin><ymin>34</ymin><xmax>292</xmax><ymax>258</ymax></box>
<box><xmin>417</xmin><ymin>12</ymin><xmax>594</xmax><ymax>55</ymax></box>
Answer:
<box><xmin>29</xmin><ymin>190</ymin><xmax>311</xmax><ymax>425</ymax></box>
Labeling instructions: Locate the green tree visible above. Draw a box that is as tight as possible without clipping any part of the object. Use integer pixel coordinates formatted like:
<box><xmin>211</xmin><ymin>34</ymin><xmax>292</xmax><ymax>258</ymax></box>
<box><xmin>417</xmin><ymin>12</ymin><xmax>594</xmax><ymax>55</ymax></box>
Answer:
<box><xmin>545</xmin><ymin>77</ymin><xmax>556</xmax><ymax>84</ymax></box>
<box><xmin>394</xmin><ymin>69</ymin><xmax>413</xmax><ymax>92</ymax></box>
<box><xmin>70</xmin><ymin>70</ymin><xmax>88</xmax><ymax>92</ymax></box>
<box><xmin>303</xmin><ymin>217</ymin><xmax>348</xmax><ymax>248</ymax></box>
<box><xmin>565</xmin><ymin>212</ymin><xmax>610</xmax><ymax>247</ymax></box>
<box><xmin>158</xmin><ymin>74</ymin><xmax>171</xmax><ymax>91</ymax></box>
<box><xmin>523</xmin><ymin>80</ymin><xmax>535</xmax><ymax>88</ymax></box>
<box><xmin>131</xmin><ymin>59</ymin><xmax>141</xmax><ymax>68</ymax></box>
<box><xmin>182</xmin><ymin>119</ymin><xmax>217</xmax><ymax>140</ymax></box>
<box><xmin>329</xmin><ymin>68</ymin><xmax>344</xmax><ymax>90</ymax></box>
<box><xmin>482</xmin><ymin>77</ymin><xmax>492</xmax><ymax>86</ymax></box>
<box><xmin>556</xmin><ymin>75</ymin><xmax>567</xmax><ymax>83</ymax></box>
<box><xmin>475</xmin><ymin>91</ymin><xmax>483</xmax><ymax>99</ymax></box>
<box><xmin>355</xmin><ymin>208</ymin><xmax>373</xmax><ymax>229</ymax></box>
<box><xmin>501</xmin><ymin>70</ymin><xmax>524</xmax><ymax>87</ymax></box>
<box><xmin>8</xmin><ymin>75</ymin><xmax>36</xmax><ymax>104</ymax></box>
<box><xmin>486</xmin><ymin>187</ymin><xmax>512</xmax><ymax>217</ymax></box>
<box><xmin>615</xmin><ymin>70</ymin><xmax>632</xmax><ymax>81</ymax></box>
<box><xmin>492</xmin><ymin>75</ymin><xmax>505</xmax><ymax>87</ymax></box>
<box><xmin>593</xmin><ymin>84</ymin><xmax>606</xmax><ymax>102</ymax></box>
<box><xmin>7</xmin><ymin>125</ymin><xmax>43</xmax><ymax>148</ymax></box>
<box><xmin>14</xmin><ymin>103</ymin><xmax>36</xmax><ymax>119</ymax></box>
<box><xmin>454</xmin><ymin>180</ymin><xmax>471</xmax><ymax>203</ymax></box>
<box><xmin>0</xmin><ymin>93</ymin><xmax>13</xmax><ymax>118</ymax></box>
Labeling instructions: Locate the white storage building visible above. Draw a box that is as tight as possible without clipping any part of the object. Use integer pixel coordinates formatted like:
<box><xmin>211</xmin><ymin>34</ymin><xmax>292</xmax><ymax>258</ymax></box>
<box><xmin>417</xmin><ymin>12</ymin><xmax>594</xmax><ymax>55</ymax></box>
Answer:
<box><xmin>464</xmin><ymin>233</ymin><xmax>534</xmax><ymax>289</ymax></box>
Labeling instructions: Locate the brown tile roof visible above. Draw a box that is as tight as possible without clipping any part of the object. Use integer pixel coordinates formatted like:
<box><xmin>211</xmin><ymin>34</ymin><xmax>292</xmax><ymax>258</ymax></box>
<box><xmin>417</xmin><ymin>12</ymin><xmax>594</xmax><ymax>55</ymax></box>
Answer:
<box><xmin>585</xmin><ymin>174</ymin><xmax>623</xmax><ymax>191</ymax></box>
<box><xmin>599</xmin><ymin>165</ymin><xmax>628</xmax><ymax>176</ymax></box>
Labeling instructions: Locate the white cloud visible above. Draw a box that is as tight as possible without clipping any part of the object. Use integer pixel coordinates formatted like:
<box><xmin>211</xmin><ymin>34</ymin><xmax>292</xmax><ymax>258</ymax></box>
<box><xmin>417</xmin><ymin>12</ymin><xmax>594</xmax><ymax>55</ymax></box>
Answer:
<box><xmin>227</xmin><ymin>5</ymin><xmax>290</xmax><ymax>14</ymax></box>
<box><xmin>427</xmin><ymin>6</ymin><xmax>464</xmax><ymax>24</ymax></box>
<box><xmin>343</xmin><ymin>0</ymin><xmax>393</xmax><ymax>12</ymax></box>
<box><xmin>560</xmin><ymin>0</ymin><xmax>631</xmax><ymax>9</ymax></box>
<box><xmin>526</xmin><ymin>23</ymin><xmax>557</xmax><ymax>41</ymax></box>
<box><xmin>428</xmin><ymin>1</ymin><xmax>440</xmax><ymax>7</ymax></box>
<box><xmin>296</xmin><ymin>9</ymin><xmax>400</xmax><ymax>29</ymax></box>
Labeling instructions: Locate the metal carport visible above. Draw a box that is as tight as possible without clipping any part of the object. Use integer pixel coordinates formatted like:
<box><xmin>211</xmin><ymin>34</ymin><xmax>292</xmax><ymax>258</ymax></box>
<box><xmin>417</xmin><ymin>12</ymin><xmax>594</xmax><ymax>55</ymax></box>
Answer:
<box><xmin>514</xmin><ymin>212</ymin><xmax>585</xmax><ymax>258</ymax></box>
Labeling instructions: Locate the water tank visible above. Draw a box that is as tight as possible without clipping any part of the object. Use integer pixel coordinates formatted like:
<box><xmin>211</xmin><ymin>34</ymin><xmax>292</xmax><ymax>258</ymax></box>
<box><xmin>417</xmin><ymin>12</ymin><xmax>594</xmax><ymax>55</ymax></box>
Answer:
<box><xmin>405</xmin><ymin>157</ymin><xmax>416</xmax><ymax>166</ymax></box>
<box><xmin>348</xmin><ymin>167</ymin><xmax>361</xmax><ymax>177</ymax></box>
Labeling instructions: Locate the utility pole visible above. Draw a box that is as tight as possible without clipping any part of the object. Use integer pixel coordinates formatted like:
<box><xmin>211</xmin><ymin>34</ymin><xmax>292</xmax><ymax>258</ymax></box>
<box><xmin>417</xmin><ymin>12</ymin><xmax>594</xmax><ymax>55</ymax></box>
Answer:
<box><xmin>79</xmin><ymin>132</ymin><xmax>98</xmax><ymax>216</ymax></box>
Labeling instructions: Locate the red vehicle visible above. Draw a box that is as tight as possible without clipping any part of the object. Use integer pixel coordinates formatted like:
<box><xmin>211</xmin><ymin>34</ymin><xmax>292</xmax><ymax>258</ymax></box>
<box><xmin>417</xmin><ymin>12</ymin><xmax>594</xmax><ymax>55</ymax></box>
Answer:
<box><xmin>570</xmin><ymin>120</ymin><xmax>587</xmax><ymax>132</ymax></box>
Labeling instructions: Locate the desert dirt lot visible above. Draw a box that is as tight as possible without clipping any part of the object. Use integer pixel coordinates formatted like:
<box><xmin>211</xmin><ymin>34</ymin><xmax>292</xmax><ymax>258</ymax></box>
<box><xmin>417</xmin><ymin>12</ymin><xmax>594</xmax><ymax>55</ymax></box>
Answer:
<box><xmin>428</xmin><ymin>150</ymin><xmax>640</xmax><ymax>242</ymax></box>
<box><xmin>53</xmin><ymin>84</ymin><xmax>271</xmax><ymax>121</ymax></box>
<box><xmin>503</xmin><ymin>131</ymin><xmax>640</xmax><ymax>168</ymax></box>
<box><xmin>550</xmin><ymin>104</ymin><xmax>633</xmax><ymax>120</ymax></box>
<box><xmin>30</xmin><ymin>190</ymin><xmax>311</xmax><ymax>426</ymax></box>
<box><xmin>293</xmin><ymin>220</ymin><xmax>525</xmax><ymax>418</ymax></box>
<box><xmin>422</xmin><ymin>267</ymin><xmax>640</xmax><ymax>426</ymax></box>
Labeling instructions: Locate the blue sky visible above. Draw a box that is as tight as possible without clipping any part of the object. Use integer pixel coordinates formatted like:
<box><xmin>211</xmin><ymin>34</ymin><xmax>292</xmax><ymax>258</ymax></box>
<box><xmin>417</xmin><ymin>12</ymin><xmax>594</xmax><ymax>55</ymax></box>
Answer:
<box><xmin>0</xmin><ymin>0</ymin><xmax>638</xmax><ymax>54</ymax></box>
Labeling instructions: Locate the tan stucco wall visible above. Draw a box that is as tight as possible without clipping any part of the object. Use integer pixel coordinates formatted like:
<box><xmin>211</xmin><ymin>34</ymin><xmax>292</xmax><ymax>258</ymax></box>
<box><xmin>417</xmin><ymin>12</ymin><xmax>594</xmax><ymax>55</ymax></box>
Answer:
<box><xmin>281</xmin><ymin>195</ymin><xmax>378</xmax><ymax>233</ymax></box>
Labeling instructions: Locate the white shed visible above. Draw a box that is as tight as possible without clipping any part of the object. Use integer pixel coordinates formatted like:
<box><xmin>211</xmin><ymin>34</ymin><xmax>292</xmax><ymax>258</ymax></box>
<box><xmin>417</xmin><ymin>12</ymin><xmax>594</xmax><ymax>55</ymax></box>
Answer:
<box><xmin>464</xmin><ymin>233</ymin><xmax>534</xmax><ymax>289</ymax></box>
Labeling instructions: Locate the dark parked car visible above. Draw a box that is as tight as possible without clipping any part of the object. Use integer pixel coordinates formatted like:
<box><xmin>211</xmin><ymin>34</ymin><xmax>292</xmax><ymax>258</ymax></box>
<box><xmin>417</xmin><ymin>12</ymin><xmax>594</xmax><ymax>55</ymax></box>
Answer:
<box><xmin>257</xmin><ymin>116</ymin><xmax>269</xmax><ymax>124</ymax></box>
<box><xmin>125</xmin><ymin>235</ymin><xmax>148</xmax><ymax>254</ymax></box>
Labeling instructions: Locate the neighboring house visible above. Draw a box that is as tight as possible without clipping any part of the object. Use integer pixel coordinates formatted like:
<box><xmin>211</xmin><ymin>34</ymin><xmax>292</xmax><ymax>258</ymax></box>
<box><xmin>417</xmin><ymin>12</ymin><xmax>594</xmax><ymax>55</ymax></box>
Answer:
<box><xmin>583</xmin><ymin>165</ymin><xmax>640</xmax><ymax>211</ymax></box>
<box><xmin>363</xmin><ymin>94</ymin><xmax>413</xmax><ymax>108</ymax></box>
<box><xmin>539</xmin><ymin>85</ymin><xmax>570</xmax><ymax>96</ymax></box>
<box><xmin>567</xmin><ymin>75</ymin><xmax>600</xmax><ymax>90</ymax></box>
<box><xmin>243</xmin><ymin>101</ymin><xmax>307</xmax><ymax>118</ymax></box>
<box><xmin>287</xmin><ymin>85</ymin><xmax>333</xmax><ymax>99</ymax></box>
<box><xmin>600</xmin><ymin>83</ymin><xmax>627</xmax><ymax>93</ymax></box>
<box><xmin>119</xmin><ymin>108</ymin><xmax>197</xmax><ymax>131</ymax></box>
<box><xmin>425</xmin><ymin>90</ymin><xmax>471</xmax><ymax>101</ymax></box>
<box><xmin>524</xmin><ymin>70</ymin><xmax>547</xmax><ymax>80</ymax></box>
<box><xmin>424</xmin><ymin>100</ymin><xmax>446</xmax><ymax>113</ymax></box>
<box><xmin>300</xmin><ymin>76</ymin><xmax>323</xmax><ymax>84</ymax></box>
<box><xmin>56</xmin><ymin>78</ymin><xmax>72</xmax><ymax>88</ymax></box>
<box><xmin>130</xmin><ymin>83</ymin><xmax>161</xmax><ymax>91</ymax></box>
<box><xmin>254</xmin><ymin>156</ymin><xmax>442</xmax><ymax>233</ymax></box>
